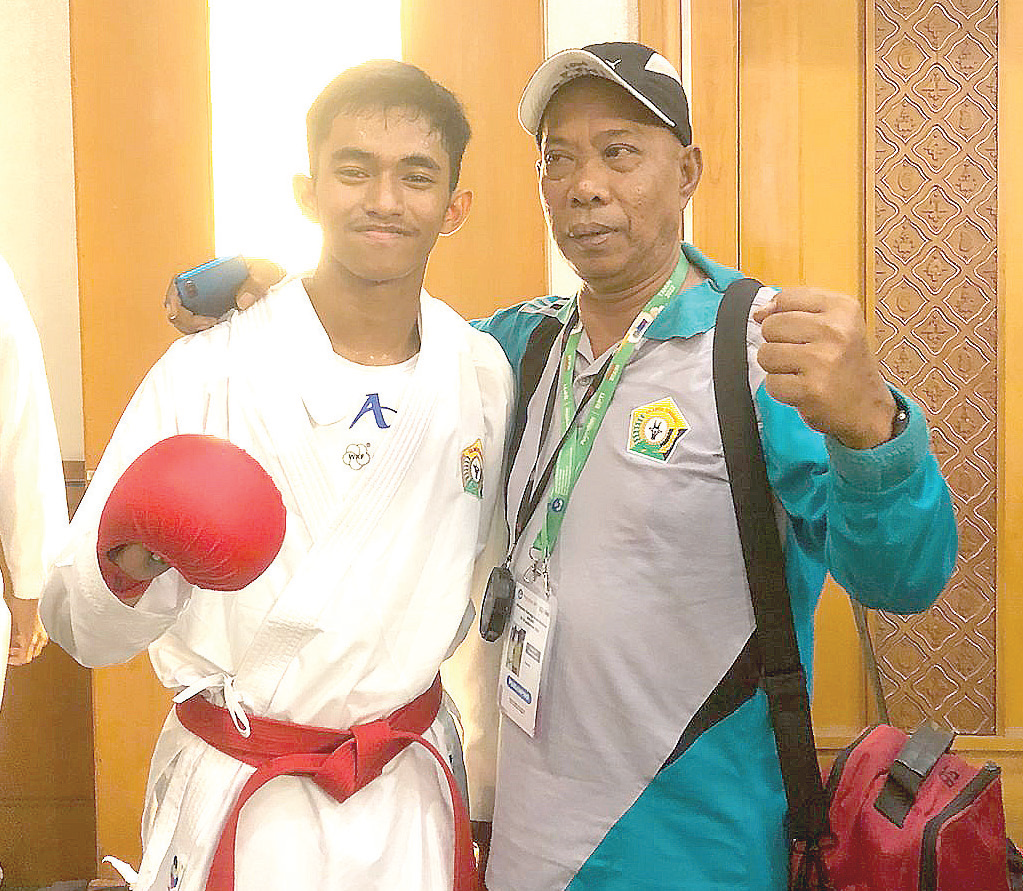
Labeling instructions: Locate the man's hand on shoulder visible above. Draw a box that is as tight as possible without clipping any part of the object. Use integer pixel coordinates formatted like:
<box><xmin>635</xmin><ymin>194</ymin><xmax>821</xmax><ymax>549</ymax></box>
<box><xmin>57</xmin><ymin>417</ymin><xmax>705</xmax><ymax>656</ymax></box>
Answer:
<box><xmin>753</xmin><ymin>287</ymin><xmax>897</xmax><ymax>450</ymax></box>
<box><xmin>165</xmin><ymin>259</ymin><xmax>286</xmax><ymax>335</ymax></box>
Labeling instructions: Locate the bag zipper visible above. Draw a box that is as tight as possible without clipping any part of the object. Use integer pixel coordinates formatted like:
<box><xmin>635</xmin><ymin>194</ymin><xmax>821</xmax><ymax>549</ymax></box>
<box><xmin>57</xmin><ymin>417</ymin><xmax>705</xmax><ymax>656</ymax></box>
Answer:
<box><xmin>918</xmin><ymin>762</ymin><xmax>1001</xmax><ymax>891</ymax></box>
<box><xmin>823</xmin><ymin>726</ymin><xmax>875</xmax><ymax>805</ymax></box>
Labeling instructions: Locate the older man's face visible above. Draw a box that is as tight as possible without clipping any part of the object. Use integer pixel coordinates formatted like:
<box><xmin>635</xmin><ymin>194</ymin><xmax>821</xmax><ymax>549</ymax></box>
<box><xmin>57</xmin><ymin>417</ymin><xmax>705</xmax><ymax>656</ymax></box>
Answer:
<box><xmin>538</xmin><ymin>77</ymin><xmax>697</xmax><ymax>294</ymax></box>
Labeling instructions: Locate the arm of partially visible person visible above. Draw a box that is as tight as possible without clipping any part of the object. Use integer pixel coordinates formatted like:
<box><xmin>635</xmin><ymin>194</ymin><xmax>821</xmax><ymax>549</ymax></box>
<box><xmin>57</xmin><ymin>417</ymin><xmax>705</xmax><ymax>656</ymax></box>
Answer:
<box><xmin>165</xmin><ymin>259</ymin><xmax>286</xmax><ymax>335</ymax></box>
<box><xmin>0</xmin><ymin>258</ymin><xmax>70</xmax><ymax>666</ymax></box>
<box><xmin>752</xmin><ymin>286</ymin><xmax>957</xmax><ymax>614</ymax></box>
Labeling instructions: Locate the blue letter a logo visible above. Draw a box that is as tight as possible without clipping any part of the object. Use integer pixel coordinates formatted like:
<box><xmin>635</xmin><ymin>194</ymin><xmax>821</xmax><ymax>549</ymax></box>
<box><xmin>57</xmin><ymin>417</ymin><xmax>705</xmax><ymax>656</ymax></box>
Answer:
<box><xmin>351</xmin><ymin>393</ymin><xmax>397</xmax><ymax>429</ymax></box>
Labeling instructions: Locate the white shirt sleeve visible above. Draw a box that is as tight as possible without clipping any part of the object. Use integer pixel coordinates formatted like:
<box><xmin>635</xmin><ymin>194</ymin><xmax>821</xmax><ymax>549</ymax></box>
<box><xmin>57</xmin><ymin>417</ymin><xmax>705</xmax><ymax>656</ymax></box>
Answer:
<box><xmin>39</xmin><ymin>333</ymin><xmax>217</xmax><ymax>667</ymax></box>
<box><xmin>0</xmin><ymin>257</ymin><xmax>69</xmax><ymax>601</ymax></box>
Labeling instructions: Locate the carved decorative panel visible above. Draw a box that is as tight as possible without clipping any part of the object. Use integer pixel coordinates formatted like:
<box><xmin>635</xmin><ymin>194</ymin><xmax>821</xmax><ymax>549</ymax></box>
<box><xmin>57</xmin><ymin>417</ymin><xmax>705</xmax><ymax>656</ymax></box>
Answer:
<box><xmin>869</xmin><ymin>0</ymin><xmax>997</xmax><ymax>733</ymax></box>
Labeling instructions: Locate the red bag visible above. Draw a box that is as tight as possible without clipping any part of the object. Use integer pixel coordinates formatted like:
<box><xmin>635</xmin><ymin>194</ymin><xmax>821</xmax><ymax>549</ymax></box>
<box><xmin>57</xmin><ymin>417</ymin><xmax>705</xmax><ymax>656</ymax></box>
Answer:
<box><xmin>819</xmin><ymin>725</ymin><xmax>1012</xmax><ymax>891</ymax></box>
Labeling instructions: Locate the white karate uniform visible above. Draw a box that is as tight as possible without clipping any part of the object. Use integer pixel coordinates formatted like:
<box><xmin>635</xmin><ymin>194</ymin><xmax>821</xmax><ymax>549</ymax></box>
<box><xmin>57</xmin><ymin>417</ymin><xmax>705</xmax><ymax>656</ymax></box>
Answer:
<box><xmin>41</xmin><ymin>278</ymin><xmax>513</xmax><ymax>891</ymax></box>
<box><xmin>0</xmin><ymin>257</ymin><xmax>68</xmax><ymax>700</ymax></box>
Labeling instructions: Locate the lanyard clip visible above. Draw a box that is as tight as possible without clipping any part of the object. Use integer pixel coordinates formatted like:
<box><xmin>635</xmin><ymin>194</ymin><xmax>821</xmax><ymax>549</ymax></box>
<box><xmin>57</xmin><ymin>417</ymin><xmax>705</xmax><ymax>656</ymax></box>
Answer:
<box><xmin>524</xmin><ymin>551</ymin><xmax>550</xmax><ymax>591</ymax></box>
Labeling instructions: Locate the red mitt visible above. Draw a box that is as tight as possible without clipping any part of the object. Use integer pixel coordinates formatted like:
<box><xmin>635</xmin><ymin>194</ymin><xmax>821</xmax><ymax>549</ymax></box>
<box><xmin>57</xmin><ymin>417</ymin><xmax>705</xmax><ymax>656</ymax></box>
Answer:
<box><xmin>97</xmin><ymin>434</ymin><xmax>286</xmax><ymax>600</ymax></box>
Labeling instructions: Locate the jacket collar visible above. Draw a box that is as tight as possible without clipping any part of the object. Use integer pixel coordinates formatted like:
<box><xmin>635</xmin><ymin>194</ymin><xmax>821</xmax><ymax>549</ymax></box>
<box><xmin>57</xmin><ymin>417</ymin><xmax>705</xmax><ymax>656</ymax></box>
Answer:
<box><xmin>642</xmin><ymin>243</ymin><xmax>746</xmax><ymax>340</ymax></box>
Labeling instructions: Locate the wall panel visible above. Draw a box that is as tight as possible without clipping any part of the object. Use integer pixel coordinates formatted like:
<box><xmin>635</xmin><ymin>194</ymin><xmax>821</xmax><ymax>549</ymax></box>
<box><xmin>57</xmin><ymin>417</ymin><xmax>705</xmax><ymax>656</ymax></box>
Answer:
<box><xmin>690</xmin><ymin>0</ymin><xmax>1022</xmax><ymax>840</ymax></box>
<box><xmin>689</xmin><ymin>0</ymin><xmax>738</xmax><ymax>268</ymax></box>
<box><xmin>71</xmin><ymin>0</ymin><xmax>214</xmax><ymax>468</ymax></box>
<box><xmin>867</xmin><ymin>0</ymin><xmax>1000</xmax><ymax>735</ymax></box>
<box><xmin>69</xmin><ymin>0</ymin><xmax>214</xmax><ymax>873</ymax></box>
<box><xmin>402</xmin><ymin>0</ymin><xmax>548</xmax><ymax>319</ymax></box>
<box><xmin>0</xmin><ymin>625</ymin><xmax>94</xmax><ymax>886</ymax></box>
<box><xmin>638</xmin><ymin>0</ymin><xmax>682</xmax><ymax>72</ymax></box>
<box><xmin>999</xmin><ymin>0</ymin><xmax>1023</xmax><ymax>741</ymax></box>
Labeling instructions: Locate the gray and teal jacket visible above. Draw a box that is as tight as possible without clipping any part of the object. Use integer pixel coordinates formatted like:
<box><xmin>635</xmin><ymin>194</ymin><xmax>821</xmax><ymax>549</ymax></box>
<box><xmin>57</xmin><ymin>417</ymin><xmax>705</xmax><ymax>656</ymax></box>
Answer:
<box><xmin>472</xmin><ymin>243</ymin><xmax>958</xmax><ymax>891</ymax></box>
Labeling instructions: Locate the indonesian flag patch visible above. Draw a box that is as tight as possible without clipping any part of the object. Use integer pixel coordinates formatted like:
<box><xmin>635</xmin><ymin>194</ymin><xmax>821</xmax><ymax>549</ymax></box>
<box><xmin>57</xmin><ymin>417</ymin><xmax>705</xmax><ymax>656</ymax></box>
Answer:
<box><xmin>628</xmin><ymin>397</ymin><xmax>688</xmax><ymax>462</ymax></box>
<box><xmin>461</xmin><ymin>439</ymin><xmax>485</xmax><ymax>498</ymax></box>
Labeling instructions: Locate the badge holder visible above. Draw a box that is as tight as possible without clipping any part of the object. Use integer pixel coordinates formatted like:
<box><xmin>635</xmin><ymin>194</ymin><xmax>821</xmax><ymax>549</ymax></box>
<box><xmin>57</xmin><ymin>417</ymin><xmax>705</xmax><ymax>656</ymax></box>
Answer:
<box><xmin>478</xmin><ymin>314</ymin><xmax>607</xmax><ymax>645</ymax></box>
<box><xmin>497</xmin><ymin>560</ymin><xmax>556</xmax><ymax>738</ymax></box>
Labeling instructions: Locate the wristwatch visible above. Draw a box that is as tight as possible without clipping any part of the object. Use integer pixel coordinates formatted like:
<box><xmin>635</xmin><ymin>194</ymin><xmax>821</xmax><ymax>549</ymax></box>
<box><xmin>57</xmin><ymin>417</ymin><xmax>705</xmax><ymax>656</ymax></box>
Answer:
<box><xmin>889</xmin><ymin>393</ymin><xmax>910</xmax><ymax>441</ymax></box>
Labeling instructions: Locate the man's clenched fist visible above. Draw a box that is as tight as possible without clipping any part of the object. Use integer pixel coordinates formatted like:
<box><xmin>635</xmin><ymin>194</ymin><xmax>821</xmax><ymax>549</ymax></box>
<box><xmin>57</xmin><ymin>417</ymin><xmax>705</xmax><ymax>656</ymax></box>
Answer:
<box><xmin>753</xmin><ymin>287</ymin><xmax>896</xmax><ymax>450</ymax></box>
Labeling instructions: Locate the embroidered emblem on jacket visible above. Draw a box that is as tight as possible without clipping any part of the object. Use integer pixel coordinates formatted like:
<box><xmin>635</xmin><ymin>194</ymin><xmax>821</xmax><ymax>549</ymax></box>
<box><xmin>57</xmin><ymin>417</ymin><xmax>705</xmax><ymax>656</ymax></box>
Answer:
<box><xmin>343</xmin><ymin>442</ymin><xmax>372</xmax><ymax>469</ymax></box>
<box><xmin>628</xmin><ymin>397</ymin><xmax>688</xmax><ymax>462</ymax></box>
<box><xmin>461</xmin><ymin>439</ymin><xmax>485</xmax><ymax>498</ymax></box>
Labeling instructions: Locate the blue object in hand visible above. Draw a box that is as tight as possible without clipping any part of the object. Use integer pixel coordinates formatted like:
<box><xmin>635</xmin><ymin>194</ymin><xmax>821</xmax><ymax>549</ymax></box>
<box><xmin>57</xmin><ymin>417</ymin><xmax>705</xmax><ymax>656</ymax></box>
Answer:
<box><xmin>174</xmin><ymin>256</ymin><xmax>249</xmax><ymax>319</ymax></box>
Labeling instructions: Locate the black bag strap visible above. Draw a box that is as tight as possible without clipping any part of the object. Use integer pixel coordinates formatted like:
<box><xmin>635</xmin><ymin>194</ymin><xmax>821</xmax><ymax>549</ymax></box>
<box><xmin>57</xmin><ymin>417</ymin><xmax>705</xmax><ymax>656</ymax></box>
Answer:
<box><xmin>497</xmin><ymin>313</ymin><xmax>563</xmax><ymax>532</ymax></box>
<box><xmin>712</xmin><ymin>279</ymin><xmax>831</xmax><ymax>858</ymax></box>
<box><xmin>1007</xmin><ymin>838</ymin><xmax>1023</xmax><ymax>891</ymax></box>
<box><xmin>502</xmin><ymin>314</ymin><xmax>562</xmax><ymax>500</ymax></box>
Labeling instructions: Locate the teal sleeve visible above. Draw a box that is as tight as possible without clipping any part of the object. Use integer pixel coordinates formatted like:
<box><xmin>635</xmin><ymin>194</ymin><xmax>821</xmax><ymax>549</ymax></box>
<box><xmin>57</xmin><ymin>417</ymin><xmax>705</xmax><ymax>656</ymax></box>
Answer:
<box><xmin>756</xmin><ymin>385</ymin><xmax>958</xmax><ymax>616</ymax></box>
<box><xmin>472</xmin><ymin>303</ymin><xmax>547</xmax><ymax>376</ymax></box>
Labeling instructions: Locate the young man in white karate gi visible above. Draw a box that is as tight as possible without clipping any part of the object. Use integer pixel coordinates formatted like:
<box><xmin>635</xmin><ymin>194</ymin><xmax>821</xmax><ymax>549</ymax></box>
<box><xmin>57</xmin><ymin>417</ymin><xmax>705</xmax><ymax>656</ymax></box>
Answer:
<box><xmin>41</xmin><ymin>61</ymin><xmax>512</xmax><ymax>891</ymax></box>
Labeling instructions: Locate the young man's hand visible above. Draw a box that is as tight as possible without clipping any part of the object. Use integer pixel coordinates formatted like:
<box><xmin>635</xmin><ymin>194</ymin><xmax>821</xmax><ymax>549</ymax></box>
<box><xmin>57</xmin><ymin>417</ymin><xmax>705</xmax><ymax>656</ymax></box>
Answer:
<box><xmin>8</xmin><ymin>597</ymin><xmax>48</xmax><ymax>665</ymax></box>
<box><xmin>165</xmin><ymin>259</ymin><xmax>286</xmax><ymax>335</ymax></box>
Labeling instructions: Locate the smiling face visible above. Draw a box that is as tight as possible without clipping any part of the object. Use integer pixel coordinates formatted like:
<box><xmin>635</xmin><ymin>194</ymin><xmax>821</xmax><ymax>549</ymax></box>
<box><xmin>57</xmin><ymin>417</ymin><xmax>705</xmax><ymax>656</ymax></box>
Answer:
<box><xmin>297</xmin><ymin>107</ymin><xmax>469</xmax><ymax>286</ymax></box>
<box><xmin>538</xmin><ymin>77</ymin><xmax>701</xmax><ymax>294</ymax></box>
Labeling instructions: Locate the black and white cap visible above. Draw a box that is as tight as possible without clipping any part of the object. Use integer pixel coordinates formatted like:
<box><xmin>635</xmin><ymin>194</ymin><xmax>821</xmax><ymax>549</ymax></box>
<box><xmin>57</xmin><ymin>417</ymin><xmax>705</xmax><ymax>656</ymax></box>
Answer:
<box><xmin>518</xmin><ymin>41</ymin><xmax>692</xmax><ymax>145</ymax></box>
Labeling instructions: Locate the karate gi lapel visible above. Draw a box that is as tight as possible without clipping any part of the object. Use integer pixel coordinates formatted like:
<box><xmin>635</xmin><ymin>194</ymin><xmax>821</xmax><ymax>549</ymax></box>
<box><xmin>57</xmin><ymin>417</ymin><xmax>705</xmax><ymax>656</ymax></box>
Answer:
<box><xmin>226</xmin><ymin>281</ymin><xmax>460</xmax><ymax>713</ymax></box>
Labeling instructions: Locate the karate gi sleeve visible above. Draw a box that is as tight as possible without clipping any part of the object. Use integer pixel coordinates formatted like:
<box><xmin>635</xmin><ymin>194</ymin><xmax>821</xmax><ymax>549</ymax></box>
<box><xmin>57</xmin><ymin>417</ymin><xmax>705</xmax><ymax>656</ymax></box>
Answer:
<box><xmin>40</xmin><ymin>338</ymin><xmax>218</xmax><ymax>667</ymax></box>
<box><xmin>756</xmin><ymin>385</ymin><xmax>957</xmax><ymax>615</ymax></box>
<box><xmin>0</xmin><ymin>259</ymin><xmax>69</xmax><ymax>603</ymax></box>
<box><xmin>442</xmin><ymin>509</ymin><xmax>506</xmax><ymax>821</ymax></box>
<box><xmin>441</xmin><ymin>330</ymin><xmax>514</xmax><ymax>821</ymax></box>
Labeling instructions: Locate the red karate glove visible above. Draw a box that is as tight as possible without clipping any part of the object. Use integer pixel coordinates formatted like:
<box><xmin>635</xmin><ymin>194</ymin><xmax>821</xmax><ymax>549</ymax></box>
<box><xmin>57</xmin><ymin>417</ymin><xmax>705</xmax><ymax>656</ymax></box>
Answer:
<box><xmin>97</xmin><ymin>434</ymin><xmax>286</xmax><ymax>600</ymax></box>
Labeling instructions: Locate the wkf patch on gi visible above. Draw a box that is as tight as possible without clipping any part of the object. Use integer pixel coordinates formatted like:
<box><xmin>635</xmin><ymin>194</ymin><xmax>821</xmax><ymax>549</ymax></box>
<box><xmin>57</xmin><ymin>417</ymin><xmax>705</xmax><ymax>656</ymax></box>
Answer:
<box><xmin>461</xmin><ymin>439</ymin><xmax>485</xmax><ymax>497</ymax></box>
<box><xmin>628</xmin><ymin>397</ymin><xmax>688</xmax><ymax>462</ymax></box>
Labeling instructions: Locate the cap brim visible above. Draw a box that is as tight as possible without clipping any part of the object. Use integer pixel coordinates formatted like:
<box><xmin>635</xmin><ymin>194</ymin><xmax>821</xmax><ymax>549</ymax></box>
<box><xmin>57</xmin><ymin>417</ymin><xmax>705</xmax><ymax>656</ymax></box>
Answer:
<box><xmin>518</xmin><ymin>48</ymin><xmax>676</xmax><ymax>138</ymax></box>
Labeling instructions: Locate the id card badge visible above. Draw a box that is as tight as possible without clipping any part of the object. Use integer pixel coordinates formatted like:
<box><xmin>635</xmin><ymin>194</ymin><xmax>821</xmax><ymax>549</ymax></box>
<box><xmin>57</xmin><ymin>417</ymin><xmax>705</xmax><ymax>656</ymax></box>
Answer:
<box><xmin>498</xmin><ymin>579</ymin><xmax>557</xmax><ymax>737</ymax></box>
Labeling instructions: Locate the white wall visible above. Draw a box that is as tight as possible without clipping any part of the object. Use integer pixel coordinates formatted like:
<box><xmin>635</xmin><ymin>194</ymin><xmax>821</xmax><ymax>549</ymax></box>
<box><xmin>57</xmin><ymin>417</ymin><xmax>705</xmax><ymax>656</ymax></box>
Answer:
<box><xmin>545</xmin><ymin>0</ymin><xmax>638</xmax><ymax>55</ymax></box>
<box><xmin>0</xmin><ymin>0</ymin><xmax>83</xmax><ymax>460</ymax></box>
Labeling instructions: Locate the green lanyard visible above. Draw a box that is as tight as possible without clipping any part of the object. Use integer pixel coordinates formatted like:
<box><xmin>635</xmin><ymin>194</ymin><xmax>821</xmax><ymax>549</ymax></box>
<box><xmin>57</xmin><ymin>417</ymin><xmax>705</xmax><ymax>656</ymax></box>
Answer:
<box><xmin>531</xmin><ymin>251</ymin><xmax>690</xmax><ymax>560</ymax></box>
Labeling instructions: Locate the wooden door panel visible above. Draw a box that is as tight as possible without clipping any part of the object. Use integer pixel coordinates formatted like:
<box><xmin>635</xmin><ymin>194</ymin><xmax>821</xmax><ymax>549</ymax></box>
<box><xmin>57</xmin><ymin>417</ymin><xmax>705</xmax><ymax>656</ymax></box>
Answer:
<box><xmin>690</xmin><ymin>0</ymin><xmax>1023</xmax><ymax>840</ymax></box>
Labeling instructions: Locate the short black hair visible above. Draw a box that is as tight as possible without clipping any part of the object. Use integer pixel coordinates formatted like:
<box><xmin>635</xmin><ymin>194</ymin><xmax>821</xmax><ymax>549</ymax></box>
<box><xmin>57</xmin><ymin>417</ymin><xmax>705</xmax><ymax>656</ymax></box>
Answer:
<box><xmin>306</xmin><ymin>60</ymin><xmax>471</xmax><ymax>191</ymax></box>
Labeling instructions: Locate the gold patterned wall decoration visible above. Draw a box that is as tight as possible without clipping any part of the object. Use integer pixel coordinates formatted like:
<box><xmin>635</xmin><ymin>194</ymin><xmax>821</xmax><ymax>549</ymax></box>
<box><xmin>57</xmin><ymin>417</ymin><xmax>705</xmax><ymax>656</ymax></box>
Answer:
<box><xmin>868</xmin><ymin>0</ymin><xmax>997</xmax><ymax>733</ymax></box>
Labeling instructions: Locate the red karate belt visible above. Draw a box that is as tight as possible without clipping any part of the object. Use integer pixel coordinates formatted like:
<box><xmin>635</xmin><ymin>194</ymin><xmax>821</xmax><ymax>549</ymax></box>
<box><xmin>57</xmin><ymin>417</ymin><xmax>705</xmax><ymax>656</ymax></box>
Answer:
<box><xmin>175</xmin><ymin>675</ymin><xmax>480</xmax><ymax>891</ymax></box>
